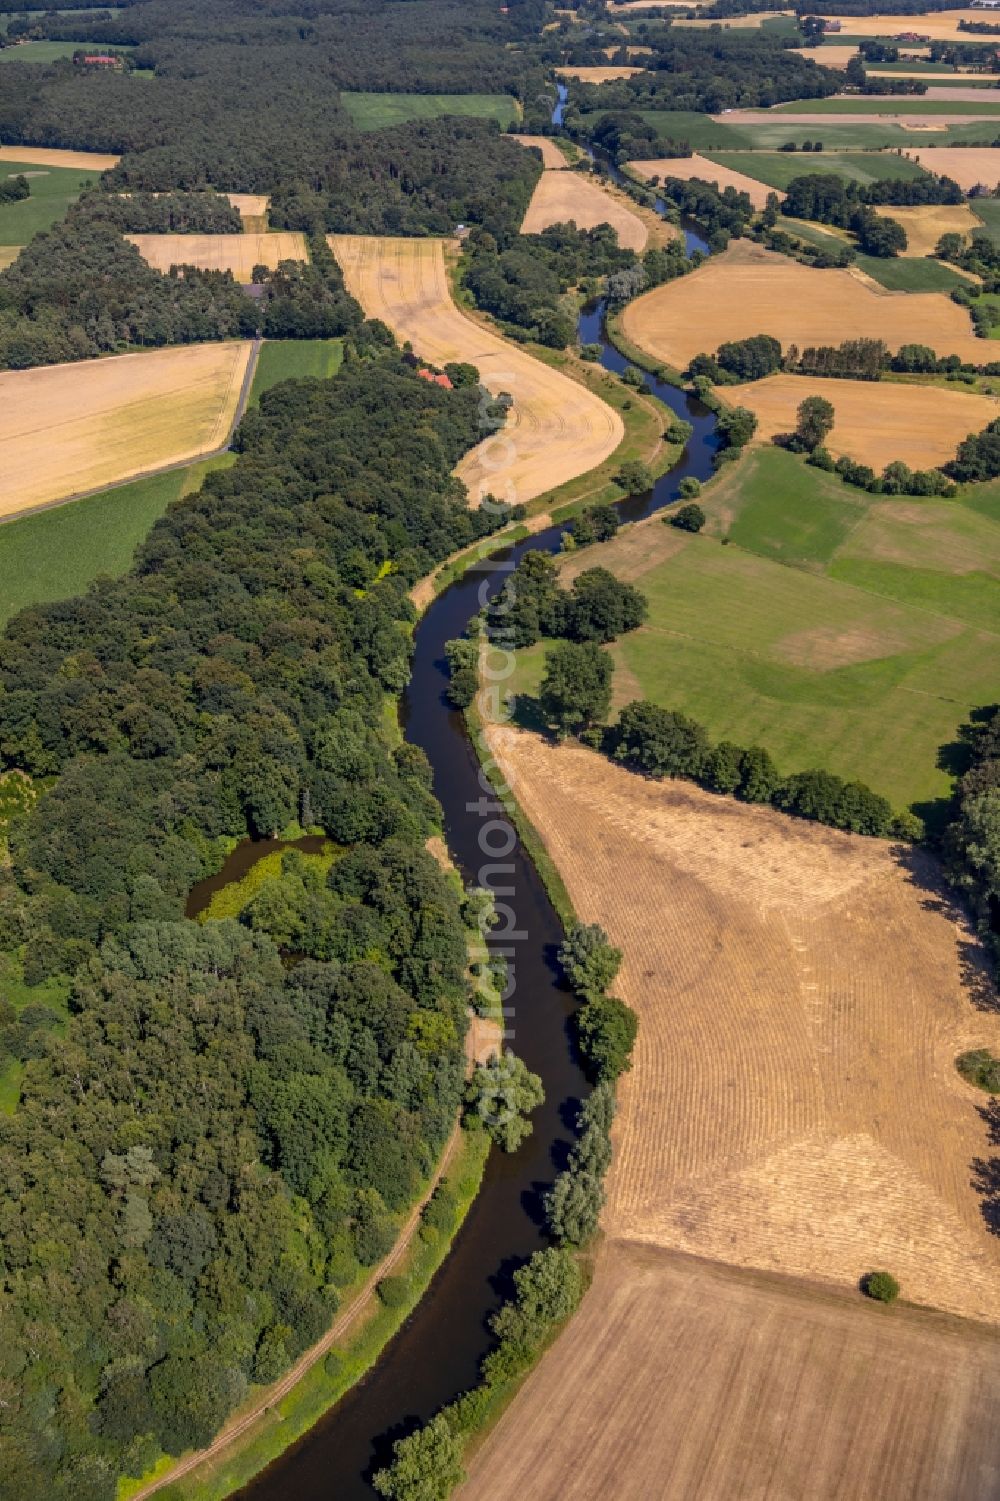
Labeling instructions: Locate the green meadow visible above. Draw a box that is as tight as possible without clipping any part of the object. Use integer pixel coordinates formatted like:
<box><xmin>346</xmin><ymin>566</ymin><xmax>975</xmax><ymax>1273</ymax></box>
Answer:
<box><xmin>508</xmin><ymin>448</ymin><xmax>1000</xmax><ymax>819</ymax></box>
<box><xmin>0</xmin><ymin>38</ymin><xmax>134</xmax><ymax>63</ymax></box>
<box><xmin>0</xmin><ymin>156</ymin><xmax>105</xmax><ymax>243</ymax></box>
<box><xmin>341</xmin><ymin>92</ymin><xmax>518</xmax><ymax>131</ymax></box>
<box><xmin>702</xmin><ymin>149</ymin><xmax>929</xmax><ymax>190</ymax></box>
<box><xmin>248</xmin><ymin>338</ymin><xmax>343</xmax><ymax>404</ymax></box>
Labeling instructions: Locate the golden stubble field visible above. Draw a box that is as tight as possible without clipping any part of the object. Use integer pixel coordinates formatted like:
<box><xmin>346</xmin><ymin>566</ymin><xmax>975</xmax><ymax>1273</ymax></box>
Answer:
<box><xmin>899</xmin><ymin>145</ymin><xmax>1000</xmax><ymax>191</ymax></box>
<box><xmin>485</xmin><ymin>727</ymin><xmax>1000</xmax><ymax>1322</ymax></box>
<box><xmin>730</xmin><ymin>371</ymin><xmax>999</xmax><ymax>469</ymax></box>
<box><xmin>520</xmin><ymin>170</ymin><xmax>649</xmax><ymax>249</ymax></box>
<box><xmin>511</xmin><ymin>135</ymin><xmax>568</xmax><ymax>169</ymax></box>
<box><xmin>818</xmin><ymin>8</ymin><xmax>1000</xmax><ymax>41</ymax></box>
<box><xmin>330</xmin><ymin>235</ymin><xmax>623</xmax><ymax>506</ymax></box>
<box><xmin>0</xmin><ymin>341</ymin><xmax>253</xmax><ymax>516</ymax></box>
<box><xmin>461</xmin><ymin>1242</ymin><xmax>1000</xmax><ymax>1501</ymax></box>
<box><xmin>628</xmin><ymin>153</ymin><xmax>782</xmax><ymax>209</ymax></box>
<box><xmin>873</xmin><ymin>201</ymin><xmax>985</xmax><ymax>255</ymax></box>
<box><xmin>554</xmin><ymin>64</ymin><xmax>646</xmax><ymax>82</ymax></box>
<box><xmin>620</xmin><ymin>241</ymin><xmax>986</xmax><ymax>367</ymax></box>
<box><xmin>128</xmin><ymin>231</ymin><xmax>307</xmax><ymax>277</ymax></box>
<box><xmin>0</xmin><ymin>144</ymin><xmax>120</xmax><ymax>170</ymax></box>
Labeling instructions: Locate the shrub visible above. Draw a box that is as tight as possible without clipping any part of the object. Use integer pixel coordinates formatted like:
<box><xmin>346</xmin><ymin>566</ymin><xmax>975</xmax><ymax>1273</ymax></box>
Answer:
<box><xmin>956</xmin><ymin>1048</ymin><xmax>1000</xmax><ymax>1094</ymax></box>
<box><xmin>678</xmin><ymin>476</ymin><xmax>701</xmax><ymax>499</ymax></box>
<box><xmin>376</xmin><ymin>1276</ymin><xmax>411</xmax><ymax>1309</ymax></box>
<box><xmin>672</xmin><ymin>501</ymin><xmax>705</xmax><ymax>532</ymax></box>
<box><xmin>421</xmin><ymin>1181</ymin><xmax>458</xmax><ymax>1233</ymax></box>
<box><xmin>861</xmin><ymin>1270</ymin><xmax>900</xmax><ymax>1303</ymax></box>
<box><xmin>575</xmin><ymin>993</ymin><xmax>639</xmax><ymax>1081</ymax></box>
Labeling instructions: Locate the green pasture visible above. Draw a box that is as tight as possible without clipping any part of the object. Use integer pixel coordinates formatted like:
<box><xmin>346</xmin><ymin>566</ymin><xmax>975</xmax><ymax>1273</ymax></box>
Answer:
<box><xmin>341</xmin><ymin>91</ymin><xmax>518</xmax><ymax>131</ymax></box>
<box><xmin>249</xmin><ymin>338</ymin><xmax>343</xmax><ymax>404</ymax></box>
<box><xmin>632</xmin><ymin>110</ymin><xmax>1000</xmax><ymax>151</ymax></box>
<box><xmin>969</xmin><ymin>196</ymin><xmax>1000</xmax><ymax>242</ymax></box>
<box><xmin>702</xmin><ymin>149</ymin><xmax>929</xmax><ymax>190</ymax></box>
<box><xmin>0</xmin><ymin>39</ymin><xmax>133</xmax><ymax>62</ymax></box>
<box><xmin>773</xmin><ymin>96</ymin><xmax>1000</xmax><ymax>114</ymax></box>
<box><xmin>854</xmin><ymin>252</ymin><xmax>969</xmax><ymax>291</ymax></box>
<box><xmin>508</xmin><ymin>447</ymin><xmax>1000</xmax><ymax>816</ymax></box>
<box><xmin>0</xmin><ymin>156</ymin><xmax>105</xmax><ymax>243</ymax></box>
<box><xmin>0</xmin><ymin>455</ymin><xmax>234</xmax><ymax>627</ymax></box>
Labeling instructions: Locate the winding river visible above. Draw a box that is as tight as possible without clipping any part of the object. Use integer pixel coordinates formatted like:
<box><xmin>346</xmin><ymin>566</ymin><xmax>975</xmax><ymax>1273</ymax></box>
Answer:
<box><xmin>241</xmin><ymin>147</ymin><xmax>720</xmax><ymax>1501</ymax></box>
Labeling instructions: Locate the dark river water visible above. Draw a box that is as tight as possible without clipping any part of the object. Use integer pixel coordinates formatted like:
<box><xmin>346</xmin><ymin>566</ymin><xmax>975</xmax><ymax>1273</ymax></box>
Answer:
<box><xmin>239</xmin><ymin>125</ymin><xmax>721</xmax><ymax>1501</ymax></box>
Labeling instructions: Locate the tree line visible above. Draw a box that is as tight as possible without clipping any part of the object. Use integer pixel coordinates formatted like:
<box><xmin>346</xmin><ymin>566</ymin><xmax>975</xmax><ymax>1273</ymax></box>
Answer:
<box><xmin>0</xmin><ymin>337</ymin><xmax>518</xmax><ymax>1500</ymax></box>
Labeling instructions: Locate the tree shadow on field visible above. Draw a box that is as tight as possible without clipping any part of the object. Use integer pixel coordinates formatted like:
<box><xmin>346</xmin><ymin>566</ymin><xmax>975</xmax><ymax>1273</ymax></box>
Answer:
<box><xmin>972</xmin><ymin>1103</ymin><xmax>1000</xmax><ymax>1234</ymax></box>
<box><xmin>892</xmin><ymin>843</ymin><xmax>999</xmax><ymax>1015</ymax></box>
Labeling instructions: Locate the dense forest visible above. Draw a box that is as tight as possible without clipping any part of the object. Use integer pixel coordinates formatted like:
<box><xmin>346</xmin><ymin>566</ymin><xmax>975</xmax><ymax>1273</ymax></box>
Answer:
<box><xmin>0</xmin><ymin>334</ymin><xmax>517</xmax><ymax>1499</ymax></box>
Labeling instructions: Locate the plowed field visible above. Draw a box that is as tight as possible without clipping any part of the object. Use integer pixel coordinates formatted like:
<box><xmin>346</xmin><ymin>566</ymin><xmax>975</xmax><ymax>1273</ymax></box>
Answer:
<box><xmin>484</xmin><ymin>727</ymin><xmax>1000</xmax><ymax>1322</ymax></box>
<box><xmin>520</xmin><ymin>170</ymin><xmax>648</xmax><ymax>249</ymax></box>
<box><xmin>128</xmin><ymin>231</ymin><xmax>307</xmax><ymax>277</ymax></box>
<box><xmin>0</xmin><ymin>342</ymin><xmax>253</xmax><ymax>516</ymax></box>
<box><xmin>730</xmin><ymin>371</ymin><xmax>999</xmax><ymax>468</ymax></box>
<box><xmin>329</xmin><ymin>235</ymin><xmax>623</xmax><ymax>506</ymax></box>
<box><xmin>461</xmin><ymin>1243</ymin><xmax>1000</xmax><ymax>1501</ymax></box>
<box><xmin>620</xmin><ymin>241</ymin><xmax>985</xmax><ymax>367</ymax></box>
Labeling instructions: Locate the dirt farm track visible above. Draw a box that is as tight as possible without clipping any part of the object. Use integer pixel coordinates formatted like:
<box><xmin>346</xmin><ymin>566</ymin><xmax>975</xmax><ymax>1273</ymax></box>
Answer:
<box><xmin>330</xmin><ymin>235</ymin><xmax>623</xmax><ymax>506</ymax></box>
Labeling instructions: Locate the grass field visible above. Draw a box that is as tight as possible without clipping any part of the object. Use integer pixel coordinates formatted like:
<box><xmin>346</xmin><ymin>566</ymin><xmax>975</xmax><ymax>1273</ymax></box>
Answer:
<box><xmin>701</xmin><ymin>148</ymin><xmax>929</xmax><ymax>190</ymax></box>
<box><xmin>730</xmin><ymin>372</ymin><xmax>999</xmax><ymax>469</ymax></box>
<box><xmin>0</xmin><ymin>39</ymin><xmax>133</xmax><ymax>63</ymax></box>
<box><xmin>330</xmin><ymin>235</ymin><xmax>623</xmax><ymax>506</ymax></box>
<box><xmin>504</xmin><ymin>445</ymin><xmax>1000</xmax><ymax>811</ymax></box>
<box><xmin>463</xmin><ymin>1241</ymin><xmax>1000</xmax><ymax>1501</ymax></box>
<box><xmin>248</xmin><ymin>338</ymin><xmax>343</xmax><ymax>404</ymax></box>
<box><xmin>0</xmin><ymin>341</ymin><xmax>253</xmax><ymax>517</ymax></box>
<box><xmin>773</xmin><ymin>96</ymin><xmax>1000</xmax><ymax>115</ymax></box>
<box><xmin>0</xmin><ymin>156</ymin><xmax>105</xmax><ymax>243</ymax></box>
<box><xmin>520</xmin><ymin>170</ymin><xmax>648</xmax><ymax>248</ymax></box>
<box><xmin>0</xmin><ymin>454</ymin><xmax>234</xmax><ymax>626</ymax></box>
<box><xmin>620</xmin><ymin>241</ymin><xmax>986</xmax><ymax>369</ymax></box>
<box><xmin>128</xmin><ymin>231</ymin><xmax>307</xmax><ymax>277</ymax></box>
<box><xmin>630</xmin><ymin>109</ymin><xmax>1000</xmax><ymax>151</ymax></box>
<box><xmin>340</xmin><ymin>91</ymin><xmax>518</xmax><ymax>131</ymax></box>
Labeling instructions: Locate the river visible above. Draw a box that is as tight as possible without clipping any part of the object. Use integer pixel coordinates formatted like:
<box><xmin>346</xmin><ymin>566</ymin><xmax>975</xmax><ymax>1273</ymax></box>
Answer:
<box><xmin>240</xmin><ymin>126</ymin><xmax>720</xmax><ymax>1501</ymax></box>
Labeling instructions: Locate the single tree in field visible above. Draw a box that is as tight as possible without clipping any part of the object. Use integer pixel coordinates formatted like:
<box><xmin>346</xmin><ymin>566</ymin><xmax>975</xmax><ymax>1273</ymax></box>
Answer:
<box><xmin>616</xmin><ymin>458</ymin><xmax>653</xmax><ymax>495</ymax></box>
<box><xmin>540</xmin><ymin>640</ymin><xmax>612</xmax><ymax>735</ymax></box>
<box><xmin>559</xmin><ymin>921</ymin><xmax>622</xmax><ymax>997</ymax></box>
<box><xmin>861</xmin><ymin>1270</ymin><xmax>900</xmax><ymax>1303</ymax></box>
<box><xmin>671</xmin><ymin>501</ymin><xmax>705</xmax><ymax>533</ymax></box>
<box><xmin>796</xmin><ymin>395</ymin><xmax>835</xmax><ymax>452</ymax></box>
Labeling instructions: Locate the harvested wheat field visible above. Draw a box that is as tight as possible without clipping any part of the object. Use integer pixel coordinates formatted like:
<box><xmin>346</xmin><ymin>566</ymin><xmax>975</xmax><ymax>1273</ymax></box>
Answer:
<box><xmin>873</xmin><ymin>201</ymin><xmax>984</xmax><ymax>255</ymax></box>
<box><xmin>732</xmin><ymin>372</ymin><xmax>998</xmax><ymax>469</ymax></box>
<box><xmin>521</xmin><ymin>170</ymin><xmax>648</xmax><ymax>249</ymax></box>
<box><xmin>629</xmin><ymin>153</ymin><xmax>781</xmax><ymax>209</ymax></box>
<box><xmin>511</xmin><ymin>135</ymin><xmax>568</xmax><ymax>169</ymax></box>
<box><xmin>0</xmin><ymin>246</ymin><xmax>21</xmax><ymax>271</ymax></box>
<box><xmin>225</xmin><ymin>192</ymin><xmax>269</xmax><ymax>228</ymax></box>
<box><xmin>0</xmin><ymin>144</ymin><xmax>119</xmax><ymax>171</ymax></box>
<box><xmin>813</xmin><ymin>44</ymin><xmax>862</xmax><ymax>69</ymax></box>
<box><xmin>0</xmin><ymin>342</ymin><xmax>253</xmax><ymax>517</ymax></box>
<box><xmin>818</xmin><ymin>9</ymin><xmax>1000</xmax><ymax>41</ymax></box>
<box><xmin>620</xmin><ymin>242</ymin><xmax>985</xmax><ymax>368</ymax></box>
<box><xmin>602</xmin><ymin>44</ymin><xmax>653</xmax><ymax>57</ymax></box>
<box><xmin>554</xmin><ymin>65</ymin><xmax>645</xmax><ymax>83</ymax></box>
<box><xmin>461</xmin><ymin>1242</ymin><xmax>1000</xmax><ymax>1501</ymax></box>
<box><xmin>484</xmin><ymin>726</ymin><xmax>1000</xmax><ymax>1321</ymax></box>
<box><xmin>128</xmin><ymin>231</ymin><xmax>307</xmax><ymax>278</ymax></box>
<box><xmin>330</xmin><ymin>235</ymin><xmax>623</xmax><ymax>506</ymax></box>
<box><xmin>900</xmin><ymin>145</ymin><xmax>1000</xmax><ymax>191</ymax></box>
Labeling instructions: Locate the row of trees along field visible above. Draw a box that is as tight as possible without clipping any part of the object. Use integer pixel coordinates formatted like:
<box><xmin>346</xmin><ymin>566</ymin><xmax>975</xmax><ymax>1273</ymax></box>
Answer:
<box><xmin>0</xmin><ymin>337</ymin><xmax>519</xmax><ymax>1501</ymax></box>
<box><xmin>0</xmin><ymin>218</ymin><xmax>360</xmax><ymax>370</ymax></box>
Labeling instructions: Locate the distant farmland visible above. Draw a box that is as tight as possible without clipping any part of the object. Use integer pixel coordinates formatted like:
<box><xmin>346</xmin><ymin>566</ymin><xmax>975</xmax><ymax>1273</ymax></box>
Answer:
<box><xmin>340</xmin><ymin>92</ymin><xmax>518</xmax><ymax>131</ymax></box>
<box><xmin>128</xmin><ymin>231</ymin><xmax>307</xmax><ymax>277</ymax></box>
